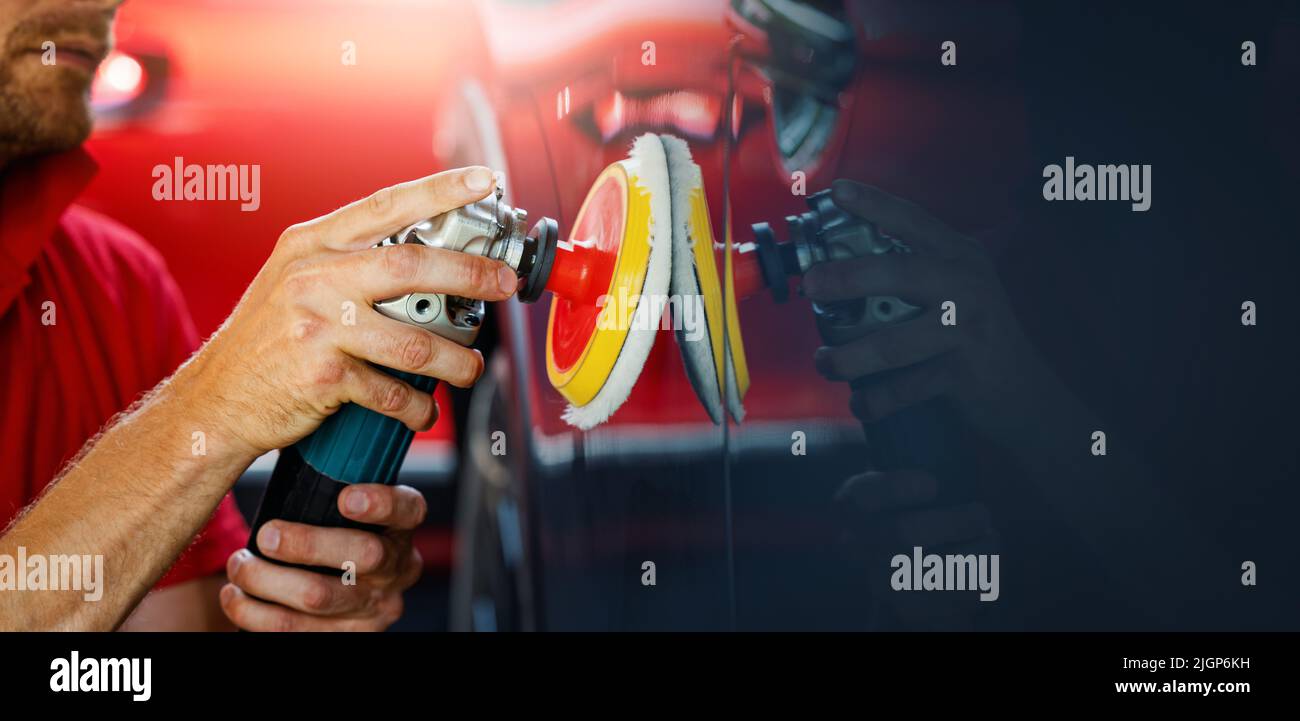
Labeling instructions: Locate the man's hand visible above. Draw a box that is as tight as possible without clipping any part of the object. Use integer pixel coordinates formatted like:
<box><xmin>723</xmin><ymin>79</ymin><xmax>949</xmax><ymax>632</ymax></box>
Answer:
<box><xmin>802</xmin><ymin>179</ymin><xmax>1047</xmax><ymax>431</ymax></box>
<box><xmin>177</xmin><ymin>165</ymin><xmax>519</xmax><ymax>456</ymax></box>
<box><xmin>220</xmin><ymin>484</ymin><xmax>425</xmax><ymax>631</ymax></box>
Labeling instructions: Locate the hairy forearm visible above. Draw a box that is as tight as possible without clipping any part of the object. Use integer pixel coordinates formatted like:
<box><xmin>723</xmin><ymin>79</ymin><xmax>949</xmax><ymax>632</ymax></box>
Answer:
<box><xmin>0</xmin><ymin>366</ymin><xmax>256</xmax><ymax>631</ymax></box>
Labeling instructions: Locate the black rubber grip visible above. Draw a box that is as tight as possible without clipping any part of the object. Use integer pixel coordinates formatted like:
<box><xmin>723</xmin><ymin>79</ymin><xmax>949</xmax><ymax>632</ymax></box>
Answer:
<box><xmin>246</xmin><ymin>445</ymin><xmax>383</xmax><ymax>576</ymax></box>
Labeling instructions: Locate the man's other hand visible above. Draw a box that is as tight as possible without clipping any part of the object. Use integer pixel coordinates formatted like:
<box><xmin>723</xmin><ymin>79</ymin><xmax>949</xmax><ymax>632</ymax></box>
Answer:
<box><xmin>219</xmin><ymin>484</ymin><xmax>425</xmax><ymax>631</ymax></box>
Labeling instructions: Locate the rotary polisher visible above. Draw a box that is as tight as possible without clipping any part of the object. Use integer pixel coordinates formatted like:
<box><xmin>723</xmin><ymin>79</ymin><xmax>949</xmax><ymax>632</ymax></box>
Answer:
<box><xmin>733</xmin><ymin>190</ymin><xmax>965</xmax><ymax>473</ymax></box>
<box><xmin>658</xmin><ymin>135</ymin><xmax>921</xmax><ymax>428</ymax></box>
<box><xmin>247</xmin><ymin>186</ymin><xmax>558</xmax><ymax>567</ymax></box>
<box><xmin>248</xmin><ymin>135</ymin><xmax>674</xmax><ymax>566</ymax></box>
<box><xmin>742</xmin><ymin>190</ymin><xmax>922</xmax><ymax>341</ymax></box>
<box><xmin>655</xmin><ymin>134</ymin><xmax>949</xmax><ymax>467</ymax></box>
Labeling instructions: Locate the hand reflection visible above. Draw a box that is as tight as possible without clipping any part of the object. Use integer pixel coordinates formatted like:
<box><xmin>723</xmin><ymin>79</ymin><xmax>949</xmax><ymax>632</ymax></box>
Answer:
<box><xmin>802</xmin><ymin>179</ymin><xmax>1049</xmax><ymax>432</ymax></box>
<box><xmin>811</xmin><ymin>179</ymin><xmax>1243</xmax><ymax>628</ymax></box>
<box><xmin>836</xmin><ymin>469</ymin><xmax>1000</xmax><ymax>630</ymax></box>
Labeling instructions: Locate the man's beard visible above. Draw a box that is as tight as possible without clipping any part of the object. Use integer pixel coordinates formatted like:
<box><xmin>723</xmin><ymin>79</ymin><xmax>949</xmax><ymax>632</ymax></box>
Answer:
<box><xmin>0</xmin><ymin>8</ymin><xmax>111</xmax><ymax>161</ymax></box>
<box><xmin>0</xmin><ymin>66</ymin><xmax>94</xmax><ymax>160</ymax></box>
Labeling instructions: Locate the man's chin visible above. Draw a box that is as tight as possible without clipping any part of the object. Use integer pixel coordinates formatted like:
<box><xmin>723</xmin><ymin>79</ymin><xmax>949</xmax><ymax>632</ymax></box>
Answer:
<box><xmin>0</xmin><ymin>88</ymin><xmax>94</xmax><ymax>159</ymax></box>
<box><xmin>45</xmin><ymin>102</ymin><xmax>93</xmax><ymax>149</ymax></box>
<box><xmin>22</xmin><ymin>113</ymin><xmax>91</xmax><ymax>157</ymax></box>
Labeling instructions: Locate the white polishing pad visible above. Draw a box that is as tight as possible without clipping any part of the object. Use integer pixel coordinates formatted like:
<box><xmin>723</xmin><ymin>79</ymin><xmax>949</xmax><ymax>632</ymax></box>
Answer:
<box><xmin>560</xmin><ymin>133</ymin><xmax>674</xmax><ymax>430</ymax></box>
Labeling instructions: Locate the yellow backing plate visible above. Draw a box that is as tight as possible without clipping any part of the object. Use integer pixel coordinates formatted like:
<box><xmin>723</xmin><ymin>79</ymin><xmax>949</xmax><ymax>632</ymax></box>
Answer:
<box><xmin>545</xmin><ymin>160</ymin><xmax>656</xmax><ymax>407</ymax></box>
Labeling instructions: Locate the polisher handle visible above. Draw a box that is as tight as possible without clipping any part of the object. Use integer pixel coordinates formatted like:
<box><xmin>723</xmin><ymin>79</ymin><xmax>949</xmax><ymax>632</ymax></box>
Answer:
<box><xmin>246</xmin><ymin>368</ymin><xmax>437</xmax><ymax>574</ymax></box>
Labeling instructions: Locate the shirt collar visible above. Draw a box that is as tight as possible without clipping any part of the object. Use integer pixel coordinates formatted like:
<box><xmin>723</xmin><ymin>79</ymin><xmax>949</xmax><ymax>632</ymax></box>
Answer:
<box><xmin>0</xmin><ymin>147</ymin><xmax>99</xmax><ymax>314</ymax></box>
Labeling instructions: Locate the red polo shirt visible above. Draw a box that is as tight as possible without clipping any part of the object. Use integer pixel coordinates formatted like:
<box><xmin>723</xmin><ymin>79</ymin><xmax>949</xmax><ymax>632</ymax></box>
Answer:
<box><xmin>0</xmin><ymin>148</ymin><xmax>246</xmax><ymax>588</ymax></box>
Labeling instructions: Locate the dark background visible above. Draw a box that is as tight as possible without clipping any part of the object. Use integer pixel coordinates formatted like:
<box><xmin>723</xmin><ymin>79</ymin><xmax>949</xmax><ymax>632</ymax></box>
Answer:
<box><xmin>994</xmin><ymin>0</ymin><xmax>1299</xmax><ymax>627</ymax></box>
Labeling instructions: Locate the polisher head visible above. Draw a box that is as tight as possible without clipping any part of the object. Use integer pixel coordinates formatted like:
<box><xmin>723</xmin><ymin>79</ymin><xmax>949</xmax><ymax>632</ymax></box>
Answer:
<box><xmin>545</xmin><ymin>133</ymin><xmax>673</xmax><ymax>429</ymax></box>
<box><xmin>661</xmin><ymin>134</ymin><xmax>749</xmax><ymax>424</ymax></box>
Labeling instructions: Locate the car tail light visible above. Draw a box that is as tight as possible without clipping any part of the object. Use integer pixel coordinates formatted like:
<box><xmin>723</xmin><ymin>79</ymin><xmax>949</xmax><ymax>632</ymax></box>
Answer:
<box><xmin>91</xmin><ymin>51</ymin><xmax>147</xmax><ymax>108</ymax></box>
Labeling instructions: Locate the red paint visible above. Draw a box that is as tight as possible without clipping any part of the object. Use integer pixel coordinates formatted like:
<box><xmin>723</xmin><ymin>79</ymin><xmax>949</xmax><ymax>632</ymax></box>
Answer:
<box><xmin>729</xmin><ymin>242</ymin><xmax>768</xmax><ymax>300</ymax></box>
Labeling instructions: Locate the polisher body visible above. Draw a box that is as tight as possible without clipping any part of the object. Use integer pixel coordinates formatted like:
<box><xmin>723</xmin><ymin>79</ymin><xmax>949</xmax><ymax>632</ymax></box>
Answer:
<box><xmin>749</xmin><ymin>190</ymin><xmax>922</xmax><ymax>344</ymax></box>
<box><xmin>247</xmin><ymin>192</ymin><xmax>557</xmax><ymax>572</ymax></box>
